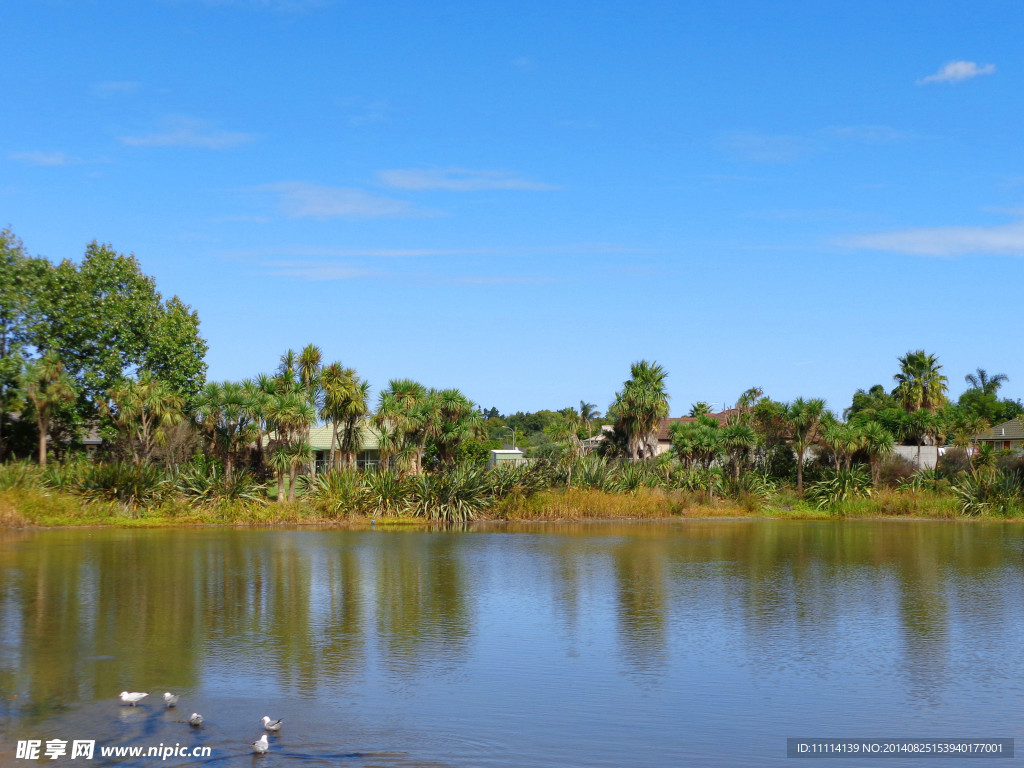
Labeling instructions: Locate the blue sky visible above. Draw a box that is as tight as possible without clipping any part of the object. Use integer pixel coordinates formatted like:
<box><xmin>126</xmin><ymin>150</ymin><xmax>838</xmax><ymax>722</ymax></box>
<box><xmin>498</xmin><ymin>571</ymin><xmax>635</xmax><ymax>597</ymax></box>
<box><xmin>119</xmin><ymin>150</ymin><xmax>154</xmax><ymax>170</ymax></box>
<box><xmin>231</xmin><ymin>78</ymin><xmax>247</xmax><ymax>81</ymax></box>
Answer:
<box><xmin>4</xmin><ymin>0</ymin><xmax>1022</xmax><ymax>416</ymax></box>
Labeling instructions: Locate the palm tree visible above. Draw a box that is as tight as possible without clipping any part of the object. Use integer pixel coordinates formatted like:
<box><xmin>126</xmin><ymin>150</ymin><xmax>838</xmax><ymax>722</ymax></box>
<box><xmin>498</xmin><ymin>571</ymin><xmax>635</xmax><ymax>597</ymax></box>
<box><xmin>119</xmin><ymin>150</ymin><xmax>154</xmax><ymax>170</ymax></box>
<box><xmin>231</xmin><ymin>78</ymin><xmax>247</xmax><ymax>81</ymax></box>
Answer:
<box><xmin>721</xmin><ymin>422</ymin><xmax>756</xmax><ymax>481</ymax></box>
<box><xmin>433</xmin><ymin>388</ymin><xmax>483</xmax><ymax>466</ymax></box>
<box><xmin>785</xmin><ymin>397</ymin><xmax>826</xmax><ymax>491</ymax></box>
<box><xmin>106</xmin><ymin>372</ymin><xmax>185</xmax><ymax>465</ymax></box>
<box><xmin>578</xmin><ymin>401</ymin><xmax>601</xmax><ymax>439</ymax></box>
<box><xmin>266</xmin><ymin>389</ymin><xmax>316</xmax><ymax>502</ymax></box>
<box><xmin>611</xmin><ymin>360</ymin><xmax>669</xmax><ymax>461</ymax></box>
<box><xmin>893</xmin><ymin>349</ymin><xmax>948</xmax><ymax>413</ymax></box>
<box><xmin>688</xmin><ymin>401</ymin><xmax>712</xmax><ymax>417</ymax></box>
<box><xmin>951</xmin><ymin>412</ymin><xmax>989</xmax><ymax>478</ymax></box>
<box><xmin>297</xmin><ymin>343</ymin><xmax>323</xmax><ymax>403</ymax></box>
<box><xmin>22</xmin><ymin>353</ymin><xmax>76</xmax><ymax>467</ymax></box>
<box><xmin>820</xmin><ymin>417</ymin><xmax>862</xmax><ymax>472</ymax></box>
<box><xmin>964</xmin><ymin>368</ymin><xmax>1008</xmax><ymax>396</ymax></box>
<box><xmin>860</xmin><ymin>421</ymin><xmax>894</xmax><ymax>488</ymax></box>
<box><xmin>339</xmin><ymin>380</ymin><xmax>371</xmax><ymax>469</ymax></box>
<box><xmin>374</xmin><ymin>379</ymin><xmax>432</xmax><ymax>475</ymax></box>
<box><xmin>548</xmin><ymin>412</ymin><xmax>584</xmax><ymax>463</ymax></box>
<box><xmin>320</xmin><ymin>362</ymin><xmax>365</xmax><ymax>469</ymax></box>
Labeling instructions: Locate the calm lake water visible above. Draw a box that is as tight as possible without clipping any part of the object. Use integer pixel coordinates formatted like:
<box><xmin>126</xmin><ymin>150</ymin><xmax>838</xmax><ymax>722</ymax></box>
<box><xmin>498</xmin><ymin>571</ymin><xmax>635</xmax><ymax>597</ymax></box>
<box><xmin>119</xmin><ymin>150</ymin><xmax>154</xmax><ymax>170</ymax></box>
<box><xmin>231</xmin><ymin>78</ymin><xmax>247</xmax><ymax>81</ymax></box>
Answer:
<box><xmin>1</xmin><ymin>520</ymin><xmax>1022</xmax><ymax>767</ymax></box>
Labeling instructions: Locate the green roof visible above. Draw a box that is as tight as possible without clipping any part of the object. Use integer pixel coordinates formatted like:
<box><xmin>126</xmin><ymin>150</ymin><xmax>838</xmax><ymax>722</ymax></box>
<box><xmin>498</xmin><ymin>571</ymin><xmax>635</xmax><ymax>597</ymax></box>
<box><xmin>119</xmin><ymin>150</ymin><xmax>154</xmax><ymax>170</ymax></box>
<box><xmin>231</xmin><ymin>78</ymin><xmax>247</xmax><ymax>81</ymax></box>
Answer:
<box><xmin>267</xmin><ymin>422</ymin><xmax>379</xmax><ymax>451</ymax></box>
<box><xmin>978</xmin><ymin>418</ymin><xmax>1024</xmax><ymax>441</ymax></box>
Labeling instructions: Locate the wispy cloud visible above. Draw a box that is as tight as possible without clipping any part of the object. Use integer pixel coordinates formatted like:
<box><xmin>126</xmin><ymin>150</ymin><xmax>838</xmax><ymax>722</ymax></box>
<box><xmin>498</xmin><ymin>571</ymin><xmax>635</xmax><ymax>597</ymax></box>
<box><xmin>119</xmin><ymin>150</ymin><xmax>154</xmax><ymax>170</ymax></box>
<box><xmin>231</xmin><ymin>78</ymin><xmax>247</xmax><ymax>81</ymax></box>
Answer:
<box><xmin>258</xmin><ymin>181</ymin><xmax>436</xmax><ymax>219</ymax></box>
<box><xmin>163</xmin><ymin>0</ymin><xmax>334</xmax><ymax>10</ymax></box>
<box><xmin>820</xmin><ymin>125</ymin><xmax>913</xmax><ymax>143</ymax></box>
<box><xmin>377</xmin><ymin>167</ymin><xmax>557</xmax><ymax>191</ymax></box>
<box><xmin>262</xmin><ymin>261</ymin><xmax>557</xmax><ymax>284</ymax></box>
<box><xmin>227</xmin><ymin>242</ymin><xmax>644</xmax><ymax>262</ymax></box>
<box><xmin>119</xmin><ymin>117</ymin><xmax>256</xmax><ymax>149</ymax></box>
<box><xmin>264</xmin><ymin>262</ymin><xmax>384</xmax><ymax>280</ymax></box>
<box><xmin>450</xmin><ymin>275</ymin><xmax>555</xmax><ymax>285</ymax></box>
<box><xmin>342</xmin><ymin>98</ymin><xmax>390</xmax><ymax>126</ymax></box>
<box><xmin>8</xmin><ymin>151</ymin><xmax>75</xmax><ymax>167</ymax></box>
<box><xmin>918</xmin><ymin>60</ymin><xmax>996</xmax><ymax>84</ymax></box>
<box><xmin>93</xmin><ymin>80</ymin><xmax>141</xmax><ymax>96</ymax></box>
<box><xmin>839</xmin><ymin>220</ymin><xmax>1024</xmax><ymax>256</ymax></box>
<box><xmin>720</xmin><ymin>132</ymin><xmax>816</xmax><ymax>164</ymax></box>
<box><xmin>511</xmin><ymin>56</ymin><xmax>537</xmax><ymax>72</ymax></box>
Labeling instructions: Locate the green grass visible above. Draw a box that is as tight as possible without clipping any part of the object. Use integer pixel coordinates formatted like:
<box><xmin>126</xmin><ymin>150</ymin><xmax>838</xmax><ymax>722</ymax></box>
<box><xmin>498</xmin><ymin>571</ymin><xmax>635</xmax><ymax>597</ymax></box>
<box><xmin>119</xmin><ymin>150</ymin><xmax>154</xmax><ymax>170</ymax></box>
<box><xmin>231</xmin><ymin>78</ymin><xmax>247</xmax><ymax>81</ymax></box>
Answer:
<box><xmin>0</xmin><ymin>476</ymin><xmax>1019</xmax><ymax>528</ymax></box>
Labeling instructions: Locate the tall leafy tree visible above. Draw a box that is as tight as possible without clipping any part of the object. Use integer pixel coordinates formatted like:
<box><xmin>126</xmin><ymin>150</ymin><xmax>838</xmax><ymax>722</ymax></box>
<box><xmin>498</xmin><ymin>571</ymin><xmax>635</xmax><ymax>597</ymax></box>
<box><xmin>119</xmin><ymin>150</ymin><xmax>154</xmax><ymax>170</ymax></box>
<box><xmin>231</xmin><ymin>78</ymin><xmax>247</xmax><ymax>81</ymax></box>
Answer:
<box><xmin>610</xmin><ymin>360</ymin><xmax>670</xmax><ymax>461</ymax></box>
<box><xmin>34</xmin><ymin>242</ymin><xmax>207</xmax><ymax>428</ymax></box>
<box><xmin>22</xmin><ymin>353</ymin><xmax>77</xmax><ymax>467</ymax></box>
<box><xmin>0</xmin><ymin>231</ymin><xmax>50</xmax><ymax>457</ymax></box>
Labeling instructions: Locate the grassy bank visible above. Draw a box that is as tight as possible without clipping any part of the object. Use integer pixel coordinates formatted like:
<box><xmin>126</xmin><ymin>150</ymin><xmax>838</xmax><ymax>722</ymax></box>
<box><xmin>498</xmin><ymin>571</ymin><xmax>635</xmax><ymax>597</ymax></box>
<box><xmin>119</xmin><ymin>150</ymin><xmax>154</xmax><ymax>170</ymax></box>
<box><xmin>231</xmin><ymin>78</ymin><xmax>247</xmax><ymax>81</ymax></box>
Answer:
<box><xmin>0</xmin><ymin>483</ymin><xmax>983</xmax><ymax>528</ymax></box>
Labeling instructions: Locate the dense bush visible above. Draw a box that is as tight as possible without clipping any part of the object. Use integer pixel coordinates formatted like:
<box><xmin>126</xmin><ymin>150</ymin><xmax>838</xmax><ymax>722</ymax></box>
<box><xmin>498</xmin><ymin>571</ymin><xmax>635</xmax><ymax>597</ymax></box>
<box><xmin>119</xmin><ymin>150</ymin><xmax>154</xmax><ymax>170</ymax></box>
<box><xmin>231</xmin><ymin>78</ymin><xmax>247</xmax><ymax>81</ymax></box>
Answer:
<box><xmin>808</xmin><ymin>467</ymin><xmax>872</xmax><ymax>510</ymax></box>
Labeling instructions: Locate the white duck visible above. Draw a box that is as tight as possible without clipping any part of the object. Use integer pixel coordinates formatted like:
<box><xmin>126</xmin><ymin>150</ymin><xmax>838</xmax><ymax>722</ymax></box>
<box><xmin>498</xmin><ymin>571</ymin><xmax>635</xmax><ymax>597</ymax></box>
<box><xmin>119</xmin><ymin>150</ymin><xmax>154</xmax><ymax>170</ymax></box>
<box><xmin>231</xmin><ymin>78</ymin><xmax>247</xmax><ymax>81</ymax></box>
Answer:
<box><xmin>119</xmin><ymin>691</ymin><xmax>148</xmax><ymax>706</ymax></box>
<box><xmin>162</xmin><ymin>692</ymin><xmax>178</xmax><ymax>708</ymax></box>
<box><xmin>189</xmin><ymin>713</ymin><xmax>203</xmax><ymax>726</ymax></box>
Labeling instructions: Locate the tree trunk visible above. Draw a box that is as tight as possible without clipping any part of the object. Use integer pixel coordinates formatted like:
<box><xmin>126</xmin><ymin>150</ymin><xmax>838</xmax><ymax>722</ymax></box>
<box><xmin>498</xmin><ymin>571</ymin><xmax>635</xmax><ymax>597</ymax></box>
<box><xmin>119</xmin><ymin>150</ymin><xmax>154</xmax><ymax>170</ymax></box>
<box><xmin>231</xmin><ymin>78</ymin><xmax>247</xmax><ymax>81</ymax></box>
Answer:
<box><xmin>276</xmin><ymin>470</ymin><xmax>285</xmax><ymax>502</ymax></box>
<box><xmin>288</xmin><ymin>464</ymin><xmax>298</xmax><ymax>502</ymax></box>
<box><xmin>796</xmin><ymin>447</ymin><xmax>804</xmax><ymax>491</ymax></box>
<box><xmin>37</xmin><ymin>414</ymin><xmax>48</xmax><ymax>467</ymax></box>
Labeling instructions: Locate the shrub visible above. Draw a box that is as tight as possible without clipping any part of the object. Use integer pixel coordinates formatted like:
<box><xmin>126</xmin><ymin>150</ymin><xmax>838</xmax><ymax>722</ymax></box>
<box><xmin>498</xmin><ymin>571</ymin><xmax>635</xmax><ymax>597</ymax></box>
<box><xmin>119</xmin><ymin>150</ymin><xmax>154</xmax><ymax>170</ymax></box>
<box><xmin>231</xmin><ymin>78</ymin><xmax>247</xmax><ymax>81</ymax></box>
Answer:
<box><xmin>808</xmin><ymin>467</ymin><xmax>871</xmax><ymax>511</ymax></box>
<box><xmin>0</xmin><ymin>460</ymin><xmax>43</xmax><ymax>490</ymax></box>
<box><xmin>876</xmin><ymin>454</ymin><xmax>916</xmax><ymax>488</ymax></box>
<box><xmin>952</xmin><ymin>471</ymin><xmax>1023</xmax><ymax>517</ymax></box>
<box><xmin>73</xmin><ymin>461</ymin><xmax>173</xmax><ymax>509</ymax></box>
<box><xmin>363</xmin><ymin>469</ymin><xmax>414</xmax><ymax>517</ymax></box>
<box><xmin>410</xmin><ymin>465</ymin><xmax>491</xmax><ymax>523</ymax></box>
<box><xmin>302</xmin><ymin>470</ymin><xmax>365</xmax><ymax>517</ymax></box>
<box><xmin>178</xmin><ymin>461</ymin><xmax>266</xmax><ymax>506</ymax></box>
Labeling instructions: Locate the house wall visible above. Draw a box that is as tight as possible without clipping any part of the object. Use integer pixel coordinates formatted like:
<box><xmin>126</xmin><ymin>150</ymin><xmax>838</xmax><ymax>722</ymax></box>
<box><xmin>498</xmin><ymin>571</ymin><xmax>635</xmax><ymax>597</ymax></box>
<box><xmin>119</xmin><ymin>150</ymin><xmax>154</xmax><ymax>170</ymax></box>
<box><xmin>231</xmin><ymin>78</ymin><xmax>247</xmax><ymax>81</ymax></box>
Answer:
<box><xmin>892</xmin><ymin>445</ymin><xmax>940</xmax><ymax>469</ymax></box>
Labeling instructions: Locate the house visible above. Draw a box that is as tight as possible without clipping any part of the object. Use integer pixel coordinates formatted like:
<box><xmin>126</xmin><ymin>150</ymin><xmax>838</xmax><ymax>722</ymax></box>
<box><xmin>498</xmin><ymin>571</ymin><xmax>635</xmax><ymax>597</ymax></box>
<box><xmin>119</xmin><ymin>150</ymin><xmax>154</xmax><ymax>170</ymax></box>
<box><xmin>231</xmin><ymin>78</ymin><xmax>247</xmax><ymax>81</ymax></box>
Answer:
<box><xmin>307</xmin><ymin>423</ymin><xmax>381</xmax><ymax>473</ymax></box>
<box><xmin>654</xmin><ymin>409</ymin><xmax>741</xmax><ymax>455</ymax></box>
<box><xmin>582</xmin><ymin>410</ymin><xmax>742</xmax><ymax>457</ymax></box>
<box><xmin>976</xmin><ymin>418</ymin><xmax>1024</xmax><ymax>454</ymax></box>
<box><xmin>488</xmin><ymin>448</ymin><xmax>527</xmax><ymax>468</ymax></box>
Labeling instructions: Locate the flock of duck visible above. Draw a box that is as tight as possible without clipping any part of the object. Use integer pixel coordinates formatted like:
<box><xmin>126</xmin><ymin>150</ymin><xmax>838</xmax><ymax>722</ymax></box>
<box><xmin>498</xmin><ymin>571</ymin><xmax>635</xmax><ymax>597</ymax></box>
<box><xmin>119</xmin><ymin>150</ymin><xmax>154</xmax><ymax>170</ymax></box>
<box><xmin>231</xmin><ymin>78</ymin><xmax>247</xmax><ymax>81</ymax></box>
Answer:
<box><xmin>118</xmin><ymin>691</ymin><xmax>283</xmax><ymax>754</ymax></box>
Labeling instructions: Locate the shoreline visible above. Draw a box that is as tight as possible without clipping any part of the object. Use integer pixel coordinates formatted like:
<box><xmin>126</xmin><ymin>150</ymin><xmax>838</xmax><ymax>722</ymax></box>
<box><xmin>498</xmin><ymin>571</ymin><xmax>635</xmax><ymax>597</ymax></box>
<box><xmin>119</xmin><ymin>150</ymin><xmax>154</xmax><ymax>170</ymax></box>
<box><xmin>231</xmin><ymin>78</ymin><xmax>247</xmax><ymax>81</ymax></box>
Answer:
<box><xmin>2</xmin><ymin>485</ymin><xmax>1012</xmax><ymax>529</ymax></box>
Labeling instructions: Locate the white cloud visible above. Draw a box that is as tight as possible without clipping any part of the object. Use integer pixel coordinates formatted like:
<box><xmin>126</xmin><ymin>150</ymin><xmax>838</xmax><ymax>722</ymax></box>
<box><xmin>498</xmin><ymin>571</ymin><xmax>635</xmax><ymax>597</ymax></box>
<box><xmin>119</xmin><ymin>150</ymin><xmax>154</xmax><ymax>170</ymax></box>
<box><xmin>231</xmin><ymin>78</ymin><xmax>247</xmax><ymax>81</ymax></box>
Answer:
<box><xmin>119</xmin><ymin>117</ymin><xmax>256</xmax><ymax>149</ymax></box>
<box><xmin>8</xmin><ymin>151</ymin><xmax>74</xmax><ymax>166</ymax></box>
<box><xmin>258</xmin><ymin>181</ymin><xmax>435</xmax><ymax>219</ymax></box>
<box><xmin>918</xmin><ymin>61</ymin><xmax>996</xmax><ymax>84</ymax></box>
<box><xmin>377</xmin><ymin>167</ymin><xmax>556</xmax><ymax>191</ymax></box>
<box><xmin>839</xmin><ymin>221</ymin><xmax>1024</xmax><ymax>256</ymax></box>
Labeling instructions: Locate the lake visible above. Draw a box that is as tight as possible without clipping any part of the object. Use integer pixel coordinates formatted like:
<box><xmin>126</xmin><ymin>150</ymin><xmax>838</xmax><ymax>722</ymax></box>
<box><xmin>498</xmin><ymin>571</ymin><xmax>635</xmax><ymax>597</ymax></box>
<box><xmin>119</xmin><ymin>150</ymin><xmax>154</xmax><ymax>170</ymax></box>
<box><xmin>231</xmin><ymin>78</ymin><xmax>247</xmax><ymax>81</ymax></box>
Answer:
<box><xmin>0</xmin><ymin>520</ymin><xmax>1022</xmax><ymax>767</ymax></box>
